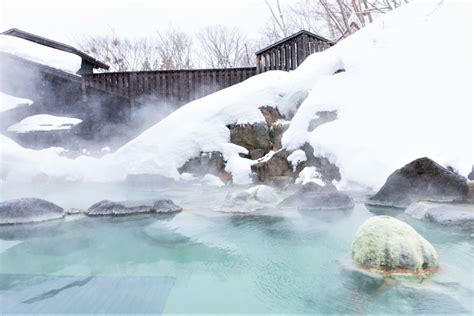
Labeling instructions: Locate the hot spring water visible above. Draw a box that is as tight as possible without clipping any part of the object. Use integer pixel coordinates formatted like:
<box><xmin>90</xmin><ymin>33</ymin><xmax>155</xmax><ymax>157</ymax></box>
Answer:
<box><xmin>0</xmin><ymin>184</ymin><xmax>472</xmax><ymax>314</ymax></box>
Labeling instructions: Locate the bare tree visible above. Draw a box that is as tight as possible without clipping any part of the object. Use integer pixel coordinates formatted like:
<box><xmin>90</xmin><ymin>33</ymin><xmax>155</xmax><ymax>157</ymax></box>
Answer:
<box><xmin>155</xmin><ymin>27</ymin><xmax>194</xmax><ymax>70</ymax></box>
<box><xmin>77</xmin><ymin>30</ymin><xmax>161</xmax><ymax>72</ymax></box>
<box><xmin>196</xmin><ymin>25</ymin><xmax>254</xmax><ymax>68</ymax></box>
<box><xmin>263</xmin><ymin>0</ymin><xmax>410</xmax><ymax>43</ymax></box>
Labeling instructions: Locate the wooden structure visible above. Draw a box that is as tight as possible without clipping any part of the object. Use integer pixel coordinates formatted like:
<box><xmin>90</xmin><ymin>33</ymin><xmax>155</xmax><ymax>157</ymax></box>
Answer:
<box><xmin>255</xmin><ymin>30</ymin><xmax>334</xmax><ymax>73</ymax></box>
<box><xmin>82</xmin><ymin>67</ymin><xmax>257</xmax><ymax>105</ymax></box>
<box><xmin>2</xmin><ymin>28</ymin><xmax>109</xmax><ymax>74</ymax></box>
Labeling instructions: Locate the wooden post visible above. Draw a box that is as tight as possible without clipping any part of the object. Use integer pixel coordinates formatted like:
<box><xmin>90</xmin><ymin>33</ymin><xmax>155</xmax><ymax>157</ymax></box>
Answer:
<box><xmin>81</xmin><ymin>77</ymin><xmax>88</xmax><ymax>102</ymax></box>
<box><xmin>129</xmin><ymin>72</ymin><xmax>137</xmax><ymax>106</ymax></box>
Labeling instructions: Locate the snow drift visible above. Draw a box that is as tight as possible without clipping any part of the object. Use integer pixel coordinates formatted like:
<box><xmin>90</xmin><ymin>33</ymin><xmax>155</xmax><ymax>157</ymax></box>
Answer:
<box><xmin>0</xmin><ymin>0</ymin><xmax>471</xmax><ymax>189</ymax></box>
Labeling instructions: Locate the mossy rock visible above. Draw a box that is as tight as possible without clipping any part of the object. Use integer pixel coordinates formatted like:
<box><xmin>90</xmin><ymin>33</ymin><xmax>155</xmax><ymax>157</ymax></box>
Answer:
<box><xmin>352</xmin><ymin>216</ymin><xmax>438</xmax><ymax>275</ymax></box>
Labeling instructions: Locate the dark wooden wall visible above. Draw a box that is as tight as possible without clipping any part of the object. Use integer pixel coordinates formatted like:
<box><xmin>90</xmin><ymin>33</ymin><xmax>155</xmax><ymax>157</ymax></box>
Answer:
<box><xmin>82</xmin><ymin>67</ymin><xmax>257</xmax><ymax>106</ymax></box>
<box><xmin>256</xmin><ymin>34</ymin><xmax>332</xmax><ymax>73</ymax></box>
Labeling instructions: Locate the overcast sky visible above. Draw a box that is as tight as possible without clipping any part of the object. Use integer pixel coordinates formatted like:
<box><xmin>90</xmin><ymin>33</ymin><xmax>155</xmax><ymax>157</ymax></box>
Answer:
<box><xmin>0</xmin><ymin>0</ymin><xmax>290</xmax><ymax>46</ymax></box>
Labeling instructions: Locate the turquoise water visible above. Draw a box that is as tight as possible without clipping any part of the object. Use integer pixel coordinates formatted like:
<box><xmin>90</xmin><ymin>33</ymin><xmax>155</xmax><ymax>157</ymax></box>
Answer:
<box><xmin>0</xmin><ymin>184</ymin><xmax>473</xmax><ymax>314</ymax></box>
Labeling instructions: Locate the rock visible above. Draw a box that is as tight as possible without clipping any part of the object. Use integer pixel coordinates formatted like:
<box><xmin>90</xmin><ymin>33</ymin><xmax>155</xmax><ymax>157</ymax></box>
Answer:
<box><xmin>0</xmin><ymin>198</ymin><xmax>64</xmax><ymax>224</ymax></box>
<box><xmin>468</xmin><ymin>167</ymin><xmax>474</xmax><ymax>180</ymax></box>
<box><xmin>224</xmin><ymin>185</ymin><xmax>280</xmax><ymax>213</ymax></box>
<box><xmin>369</xmin><ymin>157</ymin><xmax>468</xmax><ymax>208</ymax></box>
<box><xmin>299</xmin><ymin>143</ymin><xmax>341</xmax><ymax>182</ymax></box>
<box><xmin>425</xmin><ymin>207</ymin><xmax>474</xmax><ymax>229</ymax></box>
<box><xmin>248</xmin><ymin>148</ymin><xmax>267</xmax><ymax>160</ymax></box>
<box><xmin>86</xmin><ymin>199</ymin><xmax>182</xmax><ymax>216</ymax></box>
<box><xmin>269</xmin><ymin>120</ymin><xmax>290</xmax><ymax>150</ymax></box>
<box><xmin>228</xmin><ymin>122</ymin><xmax>272</xmax><ymax>152</ymax></box>
<box><xmin>352</xmin><ymin>216</ymin><xmax>439</xmax><ymax>274</ymax></box>
<box><xmin>405</xmin><ymin>201</ymin><xmax>474</xmax><ymax>229</ymax></box>
<box><xmin>178</xmin><ymin>151</ymin><xmax>226</xmax><ymax>177</ymax></box>
<box><xmin>279</xmin><ymin>185</ymin><xmax>353</xmax><ymax>210</ymax></box>
<box><xmin>251</xmin><ymin>150</ymin><xmax>293</xmax><ymax>182</ymax></box>
<box><xmin>259</xmin><ymin>106</ymin><xmax>282</xmax><ymax>125</ymax></box>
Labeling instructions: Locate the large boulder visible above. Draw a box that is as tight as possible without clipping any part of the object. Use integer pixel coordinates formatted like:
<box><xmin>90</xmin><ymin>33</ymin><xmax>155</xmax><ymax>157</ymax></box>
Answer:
<box><xmin>86</xmin><ymin>199</ymin><xmax>182</xmax><ymax>216</ymax></box>
<box><xmin>279</xmin><ymin>182</ymin><xmax>353</xmax><ymax>210</ymax></box>
<box><xmin>369</xmin><ymin>157</ymin><xmax>468</xmax><ymax>208</ymax></box>
<box><xmin>0</xmin><ymin>198</ymin><xmax>65</xmax><ymax>224</ymax></box>
<box><xmin>228</xmin><ymin>122</ymin><xmax>272</xmax><ymax>152</ymax></box>
<box><xmin>352</xmin><ymin>216</ymin><xmax>439</xmax><ymax>275</ymax></box>
<box><xmin>251</xmin><ymin>150</ymin><xmax>293</xmax><ymax>182</ymax></box>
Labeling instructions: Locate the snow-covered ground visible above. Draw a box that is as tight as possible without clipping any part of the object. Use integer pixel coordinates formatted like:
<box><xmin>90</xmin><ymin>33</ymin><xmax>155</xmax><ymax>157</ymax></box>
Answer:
<box><xmin>7</xmin><ymin>114</ymin><xmax>82</xmax><ymax>133</ymax></box>
<box><xmin>0</xmin><ymin>92</ymin><xmax>33</xmax><ymax>113</ymax></box>
<box><xmin>0</xmin><ymin>35</ymin><xmax>82</xmax><ymax>74</ymax></box>
<box><xmin>0</xmin><ymin>0</ymin><xmax>471</xmax><ymax>188</ymax></box>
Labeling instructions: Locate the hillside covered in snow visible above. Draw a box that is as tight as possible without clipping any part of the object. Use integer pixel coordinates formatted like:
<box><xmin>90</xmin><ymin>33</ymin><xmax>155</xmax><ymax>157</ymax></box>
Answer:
<box><xmin>0</xmin><ymin>0</ymin><xmax>471</xmax><ymax>189</ymax></box>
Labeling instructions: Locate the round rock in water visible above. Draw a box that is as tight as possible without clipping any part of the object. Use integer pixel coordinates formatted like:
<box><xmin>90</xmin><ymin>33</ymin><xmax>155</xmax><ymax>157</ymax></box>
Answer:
<box><xmin>86</xmin><ymin>199</ymin><xmax>182</xmax><ymax>216</ymax></box>
<box><xmin>352</xmin><ymin>216</ymin><xmax>438</xmax><ymax>274</ymax></box>
<box><xmin>0</xmin><ymin>198</ymin><xmax>65</xmax><ymax>224</ymax></box>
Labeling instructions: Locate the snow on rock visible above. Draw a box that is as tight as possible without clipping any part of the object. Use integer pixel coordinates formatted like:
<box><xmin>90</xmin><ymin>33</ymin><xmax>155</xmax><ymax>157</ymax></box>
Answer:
<box><xmin>0</xmin><ymin>92</ymin><xmax>33</xmax><ymax>113</ymax></box>
<box><xmin>295</xmin><ymin>166</ymin><xmax>325</xmax><ymax>186</ymax></box>
<box><xmin>0</xmin><ymin>197</ymin><xmax>65</xmax><ymax>224</ymax></box>
<box><xmin>0</xmin><ymin>35</ymin><xmax>82</xmax><ymax>73</ymax></box>
<box><xmin>8</xmin><ymin>114</ymin><xmax>82</xmax><ymax>133</ymax></box>
<box><xmin>287</xmin><ymin>149</ymin><xmax>307</xmax><ymax>170</ymax></box>
<box><xmin>283</xmin><ymin>0</ymin><xmax>472</xmax><ymax>189</ymax></box>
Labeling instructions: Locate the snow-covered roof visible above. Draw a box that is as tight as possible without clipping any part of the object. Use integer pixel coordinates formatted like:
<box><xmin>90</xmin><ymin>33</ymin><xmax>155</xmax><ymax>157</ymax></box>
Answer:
<box><xmin>2</xmin><ymin>28</ymin><xmax>109</xmax><ymax>71</ymax></box>
<box><xmin>7</xmin><ymin>114</ymin><xmax>82</xmax><ymax>133</ymax></box>
<box><xmin>0</xmin><ymin>92</ymin><xmax>33</xmax><ymax>113</ymax></box>
<box><xmin>0</xmin><ymin>35</ymin><xmax>83</xmax><ymax>74</ymax></box>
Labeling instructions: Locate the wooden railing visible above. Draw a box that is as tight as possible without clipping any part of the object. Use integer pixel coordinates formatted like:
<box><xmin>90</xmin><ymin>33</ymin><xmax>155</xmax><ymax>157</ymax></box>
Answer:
<box><xmin>82</xmin><ymin>67</ymin><xmax>257</xmax><ymax>105</ymax></box>
<box><xmin>256</xmin><ymin>33</ymin><xmax>332</xmax><ymax>73</ymax></box>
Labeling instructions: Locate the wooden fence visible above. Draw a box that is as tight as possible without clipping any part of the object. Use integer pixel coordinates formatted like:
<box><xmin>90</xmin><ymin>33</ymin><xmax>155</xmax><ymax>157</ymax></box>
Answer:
<box><xmin>82</xmin><ymin>67</ymin><xmax>257</xmax><ymax>105</ymax></box>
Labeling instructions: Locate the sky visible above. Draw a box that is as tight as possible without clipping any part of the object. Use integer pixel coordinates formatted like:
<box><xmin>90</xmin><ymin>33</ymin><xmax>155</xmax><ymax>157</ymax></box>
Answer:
<box><xmin>0</xmin><ymin>0</ymin><xmax>289</xmax><ymax>46</ymax></box>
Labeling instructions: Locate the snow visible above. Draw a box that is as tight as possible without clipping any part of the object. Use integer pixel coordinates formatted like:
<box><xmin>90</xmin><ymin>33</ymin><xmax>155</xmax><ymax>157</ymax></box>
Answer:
<box><xmin>201</xmin><ymin>174</ymin><xmax>225</xmax><ymax>187</ymax></box>
<box><xmin>0</xmin><ymin>92</ymin><xmax>33</xmax><ymax>113</ymax></box>
<box><xmin>287</xmin><ymin>149</ymin><xmax>307</xmax><ymax>170</ymax></box>
<box><xmin>0</xmin><ymin>0</ymin><xmax>471</xmax><ymax>187</ymax></box>
<box><xmin>282</xmin><ymin>0</ymin><xmax>472</xmax><ymax>189</ymax></box>
<box><xmin>0</xmin><ymin>35</ymin><xmax>82</xmax><ymax>74</ymax></box>
<box><xmin>295</xmin><ymin>166</ymin><xmax>325</xmax><ymax>186</ymax></box>
<box><xmin>8</xmin><ymin>114</ymin><xmax>82</xmax><ymax>133</ymax></box>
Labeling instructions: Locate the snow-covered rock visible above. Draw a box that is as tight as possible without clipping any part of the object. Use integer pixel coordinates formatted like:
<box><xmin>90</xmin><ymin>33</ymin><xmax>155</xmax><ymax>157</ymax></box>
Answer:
<box><xmin>86</xmin><ymin>199</ymin><xmax>182</xmax><ymax>216</ymax></box>
<box><xmin>295</xmin><ymin>166</ymin><xmax>325</xmax><ymax>185</ymax></box>
<box><xmin>352</xmin><ymin>216</ymin><xmax>438</xmax><ymax>275</ymax></box>
<box><xmin>279</xmin><ymin>182</ymin><xmax>352</xmax><ymax>210</ymax></box>
<box><xmin>405</xmin><ymin>201</ymin><xmax>474</xmax><ymax>229</ymax></box>
<box><xmin>223</xmin><ymin>185</ymin><xmax>280</xmax><ymax>213</ymax></box>
<box><xmin>287</xmin><ymin>149</ymin><xmax>306</xmax><ymax>170</ymax></box>
<box><xmin>0</xmin><ymin>92</ymin><xmax>33</xmax><ymax>113</ymax></box>
<box><xmin>8</xmin><ymin>114</ymin><xmax>82</xmax><ymax>133</ymax></box>
<box><xmin>0</xmin><ymin>35</ymin><xmax>82</xmax><ymax>73</ymax></box>
<box><xmin>0</xmin><ymin>198</ymin><xmax>64</xmax><ymax>224</ymax></box>
<box><xmin>368</xmin><ymin>157</ymin><xmax>469</xmax><ymax>208</ymax></box>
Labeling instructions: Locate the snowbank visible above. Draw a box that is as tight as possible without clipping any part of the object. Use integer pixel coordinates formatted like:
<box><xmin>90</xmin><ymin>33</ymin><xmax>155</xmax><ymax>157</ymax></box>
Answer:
<box><xmin>8</xmin><ymin>114</ymin><xmax>82</xmax><ymax>133</ymax></box>
<box><xmin>282</xmin><ymin>0</ymin><xmax>472</xmax><ymax>188</ymax></box>
<box><xmin>0</xmin><ymin>35</ymin><xmax>82</xmax><ymax>74</ymax></box>
<box><xmin>0</xmin><ymin>92</ymin><xmax>33</xmax><ymax>113</ymax></box>
<box><xmin>0</xmin><ymin>0</ymin><xmax>470</xmax><ymax>187</ymax></box>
